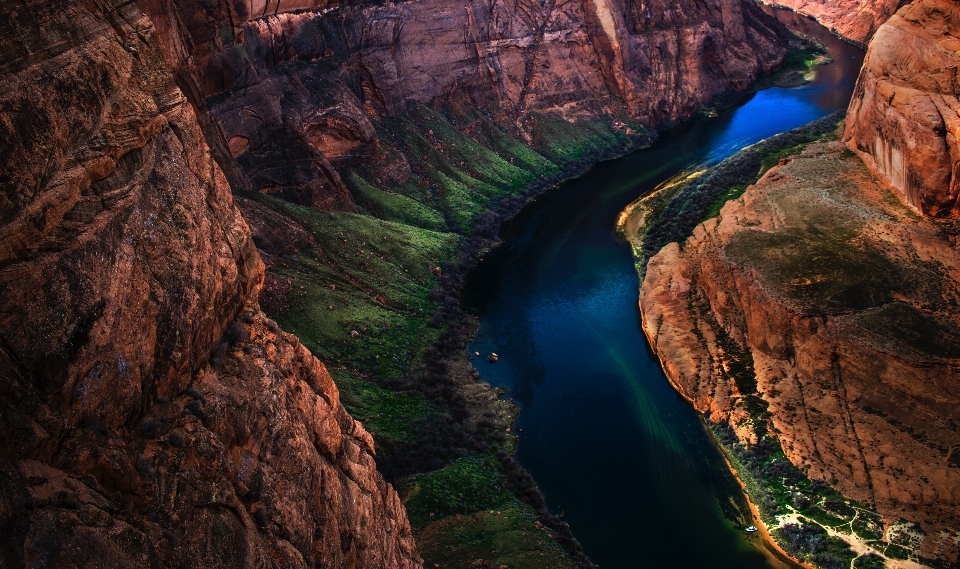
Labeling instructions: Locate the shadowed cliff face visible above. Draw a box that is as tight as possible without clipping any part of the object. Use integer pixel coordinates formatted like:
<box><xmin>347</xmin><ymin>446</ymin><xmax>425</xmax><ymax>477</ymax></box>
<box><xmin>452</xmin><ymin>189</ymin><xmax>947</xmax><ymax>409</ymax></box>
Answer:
<box><xmin>0</xmin><ymin>1</ymin><xmax>418</xmax><ymax>566</ymax></box>
<box><xmin>764</xmin><ymin>0</ymin><xmax>906</xmax><ymax>44</ymax></box>
<box><xmin>844</xmin><ymin>0</ymin><xmax>960</xmax><ymax>219</ymax></box>
<box><xmin>138</xmin><ymin>0</ymin><xmax>791</xmax><ymax>211</ymax></box>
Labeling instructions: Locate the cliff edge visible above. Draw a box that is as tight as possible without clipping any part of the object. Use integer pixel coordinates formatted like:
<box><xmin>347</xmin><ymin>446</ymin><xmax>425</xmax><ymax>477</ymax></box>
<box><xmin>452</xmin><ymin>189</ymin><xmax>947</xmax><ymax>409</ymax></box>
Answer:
<box><xmin>635</xmin><ymin>5</ymin><xmax>960</xmax><ymax>565</ymax></box>
<box><xmin>641</xmin><ymin>136</ymin><xmax>960</xmax><ymax>564</ymax></box>
<box><xmin>764</xmin><ymin>0</ymin><xmax>906</xmax><ymax>44</ymax></box>
<box><xmin>0</xmin><ymin>1</ymin><xmax>418</xmax><ymax>566</ymax></box>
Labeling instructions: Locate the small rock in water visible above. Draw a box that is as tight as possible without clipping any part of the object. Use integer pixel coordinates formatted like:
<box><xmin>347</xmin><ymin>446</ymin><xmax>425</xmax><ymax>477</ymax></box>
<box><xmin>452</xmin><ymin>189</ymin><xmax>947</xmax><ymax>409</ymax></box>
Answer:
<box><xmin>487</xmin><ymin>352</ymin><xmax>498</xmax><ymax>363</ymax></box>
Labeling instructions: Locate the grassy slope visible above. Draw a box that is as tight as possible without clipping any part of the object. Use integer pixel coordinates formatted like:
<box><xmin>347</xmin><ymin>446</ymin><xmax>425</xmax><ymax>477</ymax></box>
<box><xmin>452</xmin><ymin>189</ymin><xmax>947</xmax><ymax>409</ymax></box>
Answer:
<box><xmin>252</xmin><ymin>104</ymin><xmax>645</xmax><ymax>568</ymax></box>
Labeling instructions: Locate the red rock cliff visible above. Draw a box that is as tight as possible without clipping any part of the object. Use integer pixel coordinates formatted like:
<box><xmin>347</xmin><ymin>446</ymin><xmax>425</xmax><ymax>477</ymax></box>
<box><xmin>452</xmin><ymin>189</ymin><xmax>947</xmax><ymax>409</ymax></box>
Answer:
<box><xmin>0</xmin><ymin>1</ymin><xmax>418</xmax><ymax>566</ymax></box>
<box><xmin>641</xmin><ymin>139</ymin><xmax>960</xmax><ymax>562</ymax></box>
<box><xmin>137</xmin><ymin>0</ymin><xmax>792</xmax><ymax>210</ymax></box>
<box><xmin>844</xmin><ymin>0</ymin><xmax>960</xmax><ymax>219</ymax></box>
<box><xmin>764</xmin><ymin>0</ymin><xmax>906</xmax><ymax>44</ymax></box>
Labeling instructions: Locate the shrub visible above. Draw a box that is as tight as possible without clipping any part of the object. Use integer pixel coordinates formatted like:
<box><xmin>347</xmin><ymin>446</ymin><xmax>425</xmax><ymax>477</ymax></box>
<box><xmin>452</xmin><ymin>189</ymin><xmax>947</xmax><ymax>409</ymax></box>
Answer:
<box><xmin>168</xmin><ymin>429</ymin><xmax>186</xmax><ymax>447</ymax></box>
<box><xmin>225</xmin><ymin>321</ymin><xmax>247</xmax><ymax>345</ymax></box>
<box><xmin>139</xmin><ymin>416</ymin><xmax>160</xmax><ymax>437</ymax></box>
<box><xmin>853</xmin><ymin>553</ymin><xmax>886</xmax><ymax>569</ymax></box>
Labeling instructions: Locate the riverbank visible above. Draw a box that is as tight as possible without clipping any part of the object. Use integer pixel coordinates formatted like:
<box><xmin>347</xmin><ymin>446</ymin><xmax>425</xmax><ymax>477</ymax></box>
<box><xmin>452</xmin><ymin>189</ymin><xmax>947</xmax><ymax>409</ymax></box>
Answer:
<box><xmin>252</xmin><ymin>11</ymin><xmax>850</xmax><ymax>567</ymax></box>
<box><xmin>625</xmin><ymin>123</ymin><xmax>953</xmax><ymax>568</ymax></box>
<box><xmin>255</xmin><ymin>111</ymin><xmax>653</xmax><ymax>568</ymax></box>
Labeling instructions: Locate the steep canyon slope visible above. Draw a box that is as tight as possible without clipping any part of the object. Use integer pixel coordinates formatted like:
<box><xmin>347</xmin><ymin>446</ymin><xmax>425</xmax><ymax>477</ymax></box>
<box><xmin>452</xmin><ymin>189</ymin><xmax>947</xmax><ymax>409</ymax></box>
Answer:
<box><xmin>138</xmin><ymin>0</ymin><xmax>793</xmax><ymax>211</ymax></box>
<box><xmin>845</xmin><ymin>0</ymin><xmax>960</xmax><ymax>219</ymax></box>
<box><xmin>125</xmin><ymin>1</ymin><xmax>803</xmax><ymax>565</ymax></box>
<box><xmin>765</xmin><ymin>0</ymin><xmax>906</xmax><ymax>44</ymax></box>
<box><xmin>638</xmin><ymin>0</ymin><xmax>960</xmax><ymax>565</ymax></box>
<box><xmin>0</xmin><ymin>0</ymin><xmax>808</xmax><ymax>566</ymax></box>
<box><xmin>0</xmin><ymin>1</ymin><xmax>417</xmax><ymax>567</ymax></box>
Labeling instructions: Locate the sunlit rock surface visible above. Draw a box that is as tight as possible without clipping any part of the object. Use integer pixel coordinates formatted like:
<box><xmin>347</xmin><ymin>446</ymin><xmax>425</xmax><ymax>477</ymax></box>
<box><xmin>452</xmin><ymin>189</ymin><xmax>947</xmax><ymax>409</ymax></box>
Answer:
<box><xmin>844</xmin><ymin>0</ymin><xmax>960</xmax><ymax>219</ymax></box>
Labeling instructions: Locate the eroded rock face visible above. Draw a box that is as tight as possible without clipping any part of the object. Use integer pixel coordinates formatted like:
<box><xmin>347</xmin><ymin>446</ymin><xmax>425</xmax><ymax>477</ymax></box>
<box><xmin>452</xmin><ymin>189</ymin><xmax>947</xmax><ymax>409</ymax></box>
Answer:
<box><xmin>844</xmin><ymin>0</ymin><xmax>960</xmax><ymax>219</ymax></box>
<box><xmin>0</xmin><ymin>1</ymin><xmax>418</xmax><ymax>566</ymax></box>
<box><xmin>641</xmin><ymin>140</ymin><xmax>960</xmax><ymax>561</ymax></box>
<box><xmin>764</xmin><ymin>0</ymin><xmax>906</xmax><ymax>44</ymax></box>
<box><xmin>139</xmin><ymin>0</ymin><xmax>790</xmax><ymax>210</ymax></box>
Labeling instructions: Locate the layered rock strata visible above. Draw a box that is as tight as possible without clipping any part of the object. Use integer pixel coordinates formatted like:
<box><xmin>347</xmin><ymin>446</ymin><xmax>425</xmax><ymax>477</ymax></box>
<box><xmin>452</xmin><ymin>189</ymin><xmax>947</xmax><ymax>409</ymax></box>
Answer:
<box><xmin>844</xmin><ymin>0</ymin><xmax>960</xmax><ymax>219</ymax></box>
<box><xmin>764</xmin><ymin>0</ymin><xmax>906</xmax><ymax>44</ymax></box>
<box><xmin>0</xmin><ymin>0</ymin><xmax>417</xmax><ymax>566</ymax></box>
<box><xmin>139</xmin><ymin>0</ymin><xmax>793</xmax><ymax>211</ymax></box>
<box><xmin>641</xmin><ymin>138</ymin><xmax>960</xmax><ymax>562</ymax></box>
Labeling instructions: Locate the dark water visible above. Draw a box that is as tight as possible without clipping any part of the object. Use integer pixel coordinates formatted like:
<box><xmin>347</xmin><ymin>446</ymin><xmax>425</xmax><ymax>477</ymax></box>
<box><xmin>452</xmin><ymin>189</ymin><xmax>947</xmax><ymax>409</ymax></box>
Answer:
<box><xmin>462</xmin><ymin>11</ymin><xmax>865</xmax><ymax>569</ymax></box>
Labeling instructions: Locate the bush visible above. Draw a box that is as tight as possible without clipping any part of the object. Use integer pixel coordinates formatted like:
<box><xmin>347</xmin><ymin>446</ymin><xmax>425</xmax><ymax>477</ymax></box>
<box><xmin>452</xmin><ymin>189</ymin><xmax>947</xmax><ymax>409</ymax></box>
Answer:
<box><xmin>169</xmin><ymin>429</ymin><xmax>186</xmax><ymax>447</ymax></box>
<box><xmin>139</xmin><ymin>416</ymin><xmax>160</xmax><ymax>437</ymax></box>
<box><xmin>853</xmin><ymin>553</ymin><xmax>886</xmax><ymax>569</ymax></box>
<box><xmin>778</xmin><ymin>522</ymin><xmax>856</xmax><ymax>569</ymax></box>
<box><xmin>225</xmin><ymin>321</ymin><xmax>247</xmax><ymax>345</ymax></box>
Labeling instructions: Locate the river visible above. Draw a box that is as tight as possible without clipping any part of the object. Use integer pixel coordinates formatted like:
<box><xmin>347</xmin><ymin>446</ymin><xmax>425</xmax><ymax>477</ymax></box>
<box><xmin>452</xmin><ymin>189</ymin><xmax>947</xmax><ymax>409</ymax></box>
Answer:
<box><xmin>462</xmin><ymin>9</ymin><xmax>865</xmax><ymax>569</ymax></box>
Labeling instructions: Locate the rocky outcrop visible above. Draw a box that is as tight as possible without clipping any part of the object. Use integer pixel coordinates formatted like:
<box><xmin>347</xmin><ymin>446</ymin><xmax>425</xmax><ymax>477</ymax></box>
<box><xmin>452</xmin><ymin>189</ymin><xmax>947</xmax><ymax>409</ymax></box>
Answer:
<box><xmin>844</xmin><ymin>0</ymin><xmax>960</xmax><ymax>219</ymax></box>
<box><xmin>641</xmin><ymin>139</ymin><xmax>960</xmax><ymax>562</ymax></box>
<box><xmin>763</xmin><ymin>0</ymin><xmax>906</xmax><ymax>44</ymax></box>
<box><xmin>0</xmin><ymin>0</ymin><xmax>418</xmax><ymax>566</ymax></box>
<box><xmin>138</xmin><ymin>0</ymin><xmax>792</xmax><ymax>211</ymax></box>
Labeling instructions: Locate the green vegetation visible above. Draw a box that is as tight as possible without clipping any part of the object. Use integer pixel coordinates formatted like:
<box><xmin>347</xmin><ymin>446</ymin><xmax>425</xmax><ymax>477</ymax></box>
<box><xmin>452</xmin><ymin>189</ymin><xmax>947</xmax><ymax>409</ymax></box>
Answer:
<box><xmin>885</xmin><ymin>543</ymin><xmax>911</xmax><ymax>560</ymax></box>
<box><xmin>854</xmin><ymin>552</ymin><xmax>887</xmax><ymax>569</ymax></box>
<box><xmin>632</xmin><ymin>112</ymin><xmax>844</xmax><ymax>277</ymax></box>
<box><xmin>332</xmin><ymin>369</ymin><xmax>439</xmax><ymax>445</ymax></box>
<box><xmin>241</xmin><ymin>192</ymin><xmax>455</xmax><ymax>381</ymax></box>
<box><xmin>248</xmin><ymin>102</ymin><xmax>646</xmax><ymax>568</ymax></box>
<box><xmin>755</xmin><ymin>37</ymin><xmax>832</xmax><ymax>91</ymax></box>
<box><xmin>776</xmin><ymin>521</ymin><xmax>856</xmax><ymax>569</ymax></box>
<box><xmin>345</xmin><ymin>172</ymin><xmax>446</xmax><ymax>231</ymax></box>
<box><xmin>416</xmin><ymin>506</ymin><xmax>579</xmax><ymax>569</ymax></box>
<box><xmin>525</xmin><ymin>112</ymin><xmax>638</xmax><ymax>167</ymax></box>
<box><xmin>401</xmin><ymin>457</ymin><xmax>515</xmax><ymax>526</ymax></box>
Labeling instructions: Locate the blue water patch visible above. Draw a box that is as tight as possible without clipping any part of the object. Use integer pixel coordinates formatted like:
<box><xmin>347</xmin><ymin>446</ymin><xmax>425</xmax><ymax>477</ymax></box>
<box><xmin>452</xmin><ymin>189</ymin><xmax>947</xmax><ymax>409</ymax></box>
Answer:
<box><xmin>463</xmin><ymin>11</ymin><xmax>865</xmax><ymax>569</ymax></box>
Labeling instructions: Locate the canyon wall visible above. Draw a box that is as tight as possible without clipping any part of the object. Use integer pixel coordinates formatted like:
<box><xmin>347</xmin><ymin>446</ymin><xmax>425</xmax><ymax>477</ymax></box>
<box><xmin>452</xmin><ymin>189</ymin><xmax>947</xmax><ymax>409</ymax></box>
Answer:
<box><xmin>764</xmin><ymin>0</ymin><xmax>906</xmax><ymax>44</ymax></box>
<box><xmin>137</xmin><ymin>0</ymin><xmax>793</xmax><ymax>211</ymax></box>
<box><xmin>0</xmin><ymin>1</ymin><xmax>418</xmax><ymax>566</ymax></box>
<box><xmin>641</xmin><ymin>138</ymin><xmax>960</xmax><ymax>562</ymax></box>
<box><xmin>0</xmin><ymin>0</ymin><xmax>817</xmax><ymax>565</ymax></box>
<box><xmin>844</xmin><ymin>0</ymin><xmax>960</xmax><ymax>219</ymax></box>
<box><xmin>636</xmin><ymin>4</ymin><xmax>960</xmax><ymax>563</ymax></box>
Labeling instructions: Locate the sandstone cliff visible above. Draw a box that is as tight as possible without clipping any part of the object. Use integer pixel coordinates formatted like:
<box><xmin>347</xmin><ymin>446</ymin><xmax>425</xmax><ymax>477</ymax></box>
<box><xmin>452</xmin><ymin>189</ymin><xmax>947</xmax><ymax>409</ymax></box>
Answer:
<box><xmin>0</xmin><ymin>1</ymin><xmax>418</xmax><ymax>566</ymax></box>
<box><xmin>764</xmin><ymin>0</ymin><xmax>906</xmax><ymax>44</ymax></box>
<box><xmin>641</xmin><ymin>138</ymin><xmax>960</xmax><ymax>563</ymax></box>
<box><xmin>136</xmin><ymin>0</ymin><xmax>792</xmax><ymax>211</ymax></box>
<box><xmin>844</xmin><ymin>0</ymin><xmax>960</xmax><ymax>219</ymax></box>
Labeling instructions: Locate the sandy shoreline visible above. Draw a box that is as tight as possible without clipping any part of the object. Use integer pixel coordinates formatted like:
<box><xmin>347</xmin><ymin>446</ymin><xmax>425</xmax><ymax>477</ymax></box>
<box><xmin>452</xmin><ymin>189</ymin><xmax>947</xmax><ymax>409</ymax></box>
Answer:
<box><xmin>713</xmin><ymin>436</ymin><xmax>815</xmax><ymax>569</ymax></box>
